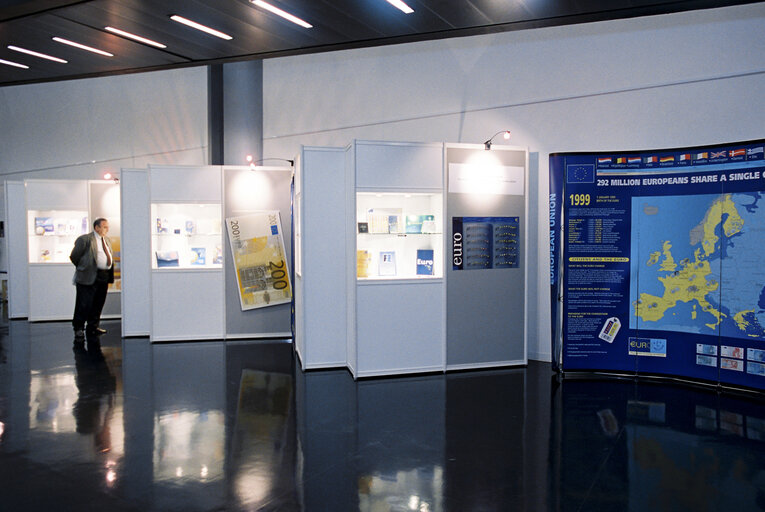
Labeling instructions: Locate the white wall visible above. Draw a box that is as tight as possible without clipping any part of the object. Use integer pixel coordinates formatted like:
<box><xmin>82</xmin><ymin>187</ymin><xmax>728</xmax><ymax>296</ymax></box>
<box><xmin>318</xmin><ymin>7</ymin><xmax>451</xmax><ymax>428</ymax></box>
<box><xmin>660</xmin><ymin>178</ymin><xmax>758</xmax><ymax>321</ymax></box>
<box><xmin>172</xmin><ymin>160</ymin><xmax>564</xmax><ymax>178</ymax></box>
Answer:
<box><xmin>262</xmin><ymin>3</ymin><xmax>765</xmax><ymax>362</ymax></box>
<box><xmin>0</xmin><ymin>67</ymin><xmax>209</xmax><ymax>181</ymax></box>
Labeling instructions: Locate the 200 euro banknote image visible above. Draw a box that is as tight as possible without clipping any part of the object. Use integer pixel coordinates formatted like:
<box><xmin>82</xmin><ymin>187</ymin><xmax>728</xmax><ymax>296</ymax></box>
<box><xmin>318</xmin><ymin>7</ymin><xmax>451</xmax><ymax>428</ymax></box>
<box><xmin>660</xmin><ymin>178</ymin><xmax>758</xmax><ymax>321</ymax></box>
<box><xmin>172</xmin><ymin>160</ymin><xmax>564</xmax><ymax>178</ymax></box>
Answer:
<box><xmin>227</xmin><ymin>211</ymin><xmax>292</xmax><ymax>310</ymax></box>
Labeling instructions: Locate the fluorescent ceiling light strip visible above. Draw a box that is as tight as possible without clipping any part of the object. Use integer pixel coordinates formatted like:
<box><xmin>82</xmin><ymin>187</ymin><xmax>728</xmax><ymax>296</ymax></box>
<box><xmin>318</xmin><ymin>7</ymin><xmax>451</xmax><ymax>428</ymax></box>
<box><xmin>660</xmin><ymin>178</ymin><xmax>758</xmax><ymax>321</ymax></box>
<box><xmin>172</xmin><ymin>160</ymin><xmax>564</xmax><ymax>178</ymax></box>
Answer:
<box><xmin>0</xmin><ymin>58</ymin><xmax>28</xmax><ymax>69</ymax></box>
<box><xmin>386</xmin><ymin>0</ymin><xmax>414</xmax><ymax>14</ymax></box>
<box><xmin>252</xmin><ymin>1</ymin><xmax>313</xmax><ymax>29</ymax></box>
<box><xmin>8</xmin><ymin>45</ymin><xmax>67</xmax><ymax>63</ymax></box>
<box><xmin>170</xmin><ymin>15</ymin><xmax>233</xmax><ymax>40</ymax></box>
<box><xmin>52</xmin><ymin>37</ymin><xmax>113</xmax><ymax>56</ymax></box>
<box><xmin>105</xmin><ymin>27</ymin><xmax>167</xmax><ymax>48</ymax></box>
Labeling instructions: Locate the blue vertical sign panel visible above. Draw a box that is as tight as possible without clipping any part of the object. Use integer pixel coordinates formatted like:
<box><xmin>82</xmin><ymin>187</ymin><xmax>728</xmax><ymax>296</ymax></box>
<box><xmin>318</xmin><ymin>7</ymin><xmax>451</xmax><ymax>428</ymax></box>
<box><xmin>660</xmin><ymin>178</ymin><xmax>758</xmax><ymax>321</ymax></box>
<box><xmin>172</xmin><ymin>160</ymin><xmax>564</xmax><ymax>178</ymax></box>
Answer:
<box><xmin>551</xmin><ymin>140</ymin><xmax>765</xmax><ymax>391</ymax></box>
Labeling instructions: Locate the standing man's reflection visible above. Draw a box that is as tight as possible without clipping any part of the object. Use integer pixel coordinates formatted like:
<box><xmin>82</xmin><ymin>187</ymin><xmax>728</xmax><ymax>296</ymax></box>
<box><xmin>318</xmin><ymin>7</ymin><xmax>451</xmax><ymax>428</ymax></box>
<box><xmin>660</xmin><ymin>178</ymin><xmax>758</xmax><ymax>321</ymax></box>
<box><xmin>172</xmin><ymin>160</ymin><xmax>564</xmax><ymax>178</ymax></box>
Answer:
<box><xmin>73</xmin><ymin>336</ymin><xmax>116</xmax><ymax>453</ymax></box>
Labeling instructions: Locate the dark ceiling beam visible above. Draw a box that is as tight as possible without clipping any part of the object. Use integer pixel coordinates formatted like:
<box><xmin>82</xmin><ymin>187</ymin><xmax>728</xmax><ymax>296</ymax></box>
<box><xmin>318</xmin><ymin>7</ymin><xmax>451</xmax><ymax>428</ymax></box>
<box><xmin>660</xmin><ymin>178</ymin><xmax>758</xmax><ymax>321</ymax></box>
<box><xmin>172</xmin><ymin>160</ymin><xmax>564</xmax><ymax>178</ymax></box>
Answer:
<box><xmin>0</xmin><ymin>0</ymin><xmax>90</xmax><ymax>22</ymax></box>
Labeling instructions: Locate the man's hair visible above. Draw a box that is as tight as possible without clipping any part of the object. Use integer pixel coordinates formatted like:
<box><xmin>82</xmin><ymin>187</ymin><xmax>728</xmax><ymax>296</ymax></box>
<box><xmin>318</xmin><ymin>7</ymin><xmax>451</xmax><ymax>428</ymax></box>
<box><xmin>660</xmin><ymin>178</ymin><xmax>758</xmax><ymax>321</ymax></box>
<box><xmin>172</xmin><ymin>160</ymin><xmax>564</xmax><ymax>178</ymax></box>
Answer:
<box><xmin>93</xmin><ymin>218</ymin><xmax>107</xmax><ymax>229</ymax></box>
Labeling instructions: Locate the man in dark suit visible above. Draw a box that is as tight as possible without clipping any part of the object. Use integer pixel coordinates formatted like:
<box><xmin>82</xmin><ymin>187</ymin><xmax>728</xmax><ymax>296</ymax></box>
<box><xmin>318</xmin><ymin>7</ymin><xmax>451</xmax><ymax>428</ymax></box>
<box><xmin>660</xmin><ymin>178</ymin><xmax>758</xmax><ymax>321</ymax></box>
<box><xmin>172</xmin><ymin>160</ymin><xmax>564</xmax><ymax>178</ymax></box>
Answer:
<box><xmin>70</xmin><ymin>218</ymin><xmax>114</xmax><ymax>339</ymax></box>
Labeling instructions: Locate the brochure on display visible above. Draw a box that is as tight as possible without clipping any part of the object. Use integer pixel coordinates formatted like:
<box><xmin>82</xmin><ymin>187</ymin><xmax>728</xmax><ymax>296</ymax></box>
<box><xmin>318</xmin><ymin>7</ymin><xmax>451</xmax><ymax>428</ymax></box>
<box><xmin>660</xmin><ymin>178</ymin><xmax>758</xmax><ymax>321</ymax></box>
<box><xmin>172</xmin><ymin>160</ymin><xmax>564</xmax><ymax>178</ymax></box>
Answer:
<box><xmin>366</xmin><ymin>208</ymin><xmax>401</xmax><ymax>234</ymax></box>
<box><xmin>156</xmin><ymin>251</ymin><xmax>180</xmax><ymax>268</ymax></box>
<box><xmin>378</xmin><ymin>251</ymin><xmax>397</xmax><ymax>276</ymax></box>
<box><xmin>406</xmin><ymin>215</ymin><xmax>436</xmax><ymax>234</ymax></box>
<box><xmin>33</xmin><ymin>216</ymin><xmax>87</xmax><ymax>236</ymax></box>
<box><xmin>363</xmin><ymin>208</ymin><xmax>437</xmax><ymax>234</ymax></box>
<box><xmin>156</xmin><ymin>217</ymin><xmax>218</xmax><ymax>236</ymax></box>
<box><xmin>416</xmin><ymin>249</ymin><xmax>435</xmax><ymax>275</ymax></box>
<box><xmin>190</xmin><ymin>247</ymin><xmax>206</xmax><ymax>265</ymax></box>
<box><xmin>357</xmin><ymin>250</ymin><xmax>371</xmax><ymax>278</ymax></box>
<box><xmin>226</xmin><ymin>211</ymin><xmax>292</xmax><ymax>311</ymax></box>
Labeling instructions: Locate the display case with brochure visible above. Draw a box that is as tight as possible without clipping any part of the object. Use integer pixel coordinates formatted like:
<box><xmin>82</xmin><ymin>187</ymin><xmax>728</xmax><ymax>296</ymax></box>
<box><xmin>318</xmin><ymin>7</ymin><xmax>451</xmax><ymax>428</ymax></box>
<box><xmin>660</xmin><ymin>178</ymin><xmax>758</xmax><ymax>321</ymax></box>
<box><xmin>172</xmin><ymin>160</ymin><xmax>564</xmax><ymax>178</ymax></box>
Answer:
<box><xmin>151</xmin><ymin>203</ymin><xmax>223</xmax><ymax>269</ymax></box>
<box><xmin>348</xmin><ymin>140</ymin><xmax>446</xmax><ymax>378</ymax></box>
<box><xmin>27</xmin><ymin>210</ymin><xmax>88</xmax><ymax>263</ymax></box>
<box><xmin>356</xmin><ymin>192</ymin><xmax>443</xmax><ymax>280</ymax></box>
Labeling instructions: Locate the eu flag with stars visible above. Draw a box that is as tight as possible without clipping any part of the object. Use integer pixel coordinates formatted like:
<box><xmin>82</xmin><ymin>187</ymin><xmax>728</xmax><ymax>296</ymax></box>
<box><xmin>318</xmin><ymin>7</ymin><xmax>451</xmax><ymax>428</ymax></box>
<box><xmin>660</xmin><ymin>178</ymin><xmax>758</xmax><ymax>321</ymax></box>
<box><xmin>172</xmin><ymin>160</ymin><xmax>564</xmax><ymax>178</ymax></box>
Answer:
<box><xmin>566</xmin><ymin>164</ymin><xmax>595</xmax><ymax>184</ymax></box>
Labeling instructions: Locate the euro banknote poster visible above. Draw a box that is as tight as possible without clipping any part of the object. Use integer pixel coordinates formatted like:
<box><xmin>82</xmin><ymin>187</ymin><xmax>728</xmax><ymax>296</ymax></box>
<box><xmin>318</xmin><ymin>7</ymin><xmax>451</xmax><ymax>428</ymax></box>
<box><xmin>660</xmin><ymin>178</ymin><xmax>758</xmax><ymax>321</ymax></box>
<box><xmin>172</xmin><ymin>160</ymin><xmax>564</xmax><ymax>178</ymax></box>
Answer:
<box><xmin>226</xmin><ymin>211</ymin><xmax>292</xmax><ymax>311</ymax></box>
<box><xmin>550</xmin><ymin>140</ymin><xmax>765</xmax><ymax>391</ymax></box>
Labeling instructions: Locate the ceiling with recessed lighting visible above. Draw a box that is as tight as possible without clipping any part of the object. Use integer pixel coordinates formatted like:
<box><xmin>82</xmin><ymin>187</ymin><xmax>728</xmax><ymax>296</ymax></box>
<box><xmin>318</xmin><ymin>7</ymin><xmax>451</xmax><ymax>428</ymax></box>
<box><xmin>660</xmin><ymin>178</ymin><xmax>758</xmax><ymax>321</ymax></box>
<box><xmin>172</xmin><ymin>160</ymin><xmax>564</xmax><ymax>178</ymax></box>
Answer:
<box><xmin>0</xmin><ymin>0</ymin><xmax>757</xmax><ymax>87</ymax></box>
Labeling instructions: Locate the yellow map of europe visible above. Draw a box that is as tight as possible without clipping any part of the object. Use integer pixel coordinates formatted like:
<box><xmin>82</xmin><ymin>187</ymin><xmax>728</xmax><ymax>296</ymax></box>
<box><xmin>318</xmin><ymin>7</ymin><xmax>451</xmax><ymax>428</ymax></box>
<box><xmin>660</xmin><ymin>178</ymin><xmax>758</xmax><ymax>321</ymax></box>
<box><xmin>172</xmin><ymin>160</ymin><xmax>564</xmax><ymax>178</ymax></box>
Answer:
<box><xmin>630</xmin><ymin>192</ymin><xmax>765</xmax><ymax>339</ymax></box>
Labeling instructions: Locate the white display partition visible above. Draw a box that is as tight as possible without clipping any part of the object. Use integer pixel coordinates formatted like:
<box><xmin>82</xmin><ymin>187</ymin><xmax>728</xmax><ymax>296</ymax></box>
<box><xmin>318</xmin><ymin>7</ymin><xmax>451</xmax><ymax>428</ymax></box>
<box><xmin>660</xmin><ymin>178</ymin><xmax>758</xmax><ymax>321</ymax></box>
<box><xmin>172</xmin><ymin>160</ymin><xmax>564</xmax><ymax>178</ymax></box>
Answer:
<box><xmin>346</xmin><ymin>140</ymin><xmax>447</xmax><ymax>378</ymax></box>
<box><xmin>25</xmin><ymin>180</ymin><xmax>89</xmax><ymax>322</ymax></box>
<box><xmin>5</xmin><ymin>181</ymin><xmax>28</xmax><ymax>319</ymax></box>
<box><xmin>120</xmin><ymin>169</ymin><xmax>151</xmax><ymax>336</ymax></box>
<box><xmin>294</xmin><ymin>147</ymin><xmax>347</xmax><ymax>369</ymax></box>
<box><xmin>148</xmin><ymin>165</ymin><xmax>225</xmax><ymax>342</ymax></box>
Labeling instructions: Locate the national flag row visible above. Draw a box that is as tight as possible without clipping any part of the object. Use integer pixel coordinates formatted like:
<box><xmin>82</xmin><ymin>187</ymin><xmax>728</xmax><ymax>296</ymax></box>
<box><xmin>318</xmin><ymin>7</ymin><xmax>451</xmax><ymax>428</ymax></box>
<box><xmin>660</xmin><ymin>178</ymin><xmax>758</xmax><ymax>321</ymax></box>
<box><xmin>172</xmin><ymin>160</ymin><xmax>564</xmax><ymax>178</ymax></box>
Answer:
<box><xmin>596</xmin><ymin>146</ymin><xmax>764</xmax><ymax>167</ymax></box>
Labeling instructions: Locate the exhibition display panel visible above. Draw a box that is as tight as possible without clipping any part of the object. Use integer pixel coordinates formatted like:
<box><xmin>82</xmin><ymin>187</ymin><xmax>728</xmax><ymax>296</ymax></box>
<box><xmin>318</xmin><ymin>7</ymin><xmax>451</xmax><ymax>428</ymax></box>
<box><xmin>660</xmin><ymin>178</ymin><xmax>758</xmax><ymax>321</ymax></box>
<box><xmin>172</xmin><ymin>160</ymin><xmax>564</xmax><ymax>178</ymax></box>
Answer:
<box><xmin>6</xmin><ymin>179</ymin><xmax>121</xmax><ymax>322</ymax></box>
<box><xmin>347</xmin><ymin>140</ymin><xmax>446</xmax><ymax>378</ymax></box>
<box><xmin>222</xmin><ymin>166</ymin><xmax>294</xmax><ymax>338</ymax></box>
<box><xmin>294</xmin><ymin>147</ymin><xmax>347</xmax><ymax>369</ymax></box>
<box><xmin>550</xmin><ymin>138</ymin><xmax>765</xmax><ymax>392</ymax></box>
<box><xmin>27</xmin><ymin>207</ymin><xmax>88</xmax><ymax>319</ymax></box>
<box><xmin>148</xmin><ymin>166</ymin><xmax>225</xmax><ymax>342</ymax></box>
<box><xmin>296</xmin><ymin>140</ymin><xmax>529</xmax><ymax>378</ymax></box>
<box><xmin>445</xmin><ymin>144</ymin><xmax>529</xmax><ymax>371</ymax></box>
<box><xmin>121</xmin><ymin>164</ymin><xmax>294</xmax><ymax>341</ymax></box>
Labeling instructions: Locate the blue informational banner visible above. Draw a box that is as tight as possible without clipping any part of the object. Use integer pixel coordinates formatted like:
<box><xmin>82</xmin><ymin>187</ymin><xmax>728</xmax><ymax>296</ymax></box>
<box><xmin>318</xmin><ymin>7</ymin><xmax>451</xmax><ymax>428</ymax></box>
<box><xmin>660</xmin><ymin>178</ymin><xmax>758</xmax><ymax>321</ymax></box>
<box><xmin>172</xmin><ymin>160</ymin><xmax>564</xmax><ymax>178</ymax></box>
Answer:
<box><xmin>550</xmin><ymin>140</ymin><xmax>765</xmax><ymax>391</ymax></box>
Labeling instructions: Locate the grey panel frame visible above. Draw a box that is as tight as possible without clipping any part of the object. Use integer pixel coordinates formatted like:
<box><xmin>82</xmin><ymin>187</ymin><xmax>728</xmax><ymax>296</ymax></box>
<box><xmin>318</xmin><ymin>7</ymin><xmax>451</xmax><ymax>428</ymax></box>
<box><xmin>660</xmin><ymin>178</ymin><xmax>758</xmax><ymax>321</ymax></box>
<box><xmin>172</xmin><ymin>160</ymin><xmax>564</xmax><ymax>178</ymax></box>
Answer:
<box><xmin>445</xmin><ymin>144</ymin><xmax>529</xmax><ymax>369</ymax></box>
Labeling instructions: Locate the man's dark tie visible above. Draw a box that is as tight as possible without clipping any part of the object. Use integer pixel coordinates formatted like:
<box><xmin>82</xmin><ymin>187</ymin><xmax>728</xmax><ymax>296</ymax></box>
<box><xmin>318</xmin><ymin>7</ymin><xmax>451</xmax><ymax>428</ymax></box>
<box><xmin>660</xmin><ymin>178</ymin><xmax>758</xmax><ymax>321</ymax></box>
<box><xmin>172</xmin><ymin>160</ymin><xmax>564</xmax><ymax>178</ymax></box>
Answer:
<box><xmin>102</xmin><ymin>237</ymin><xmax>112</xmax><ymax>268</ymax></box>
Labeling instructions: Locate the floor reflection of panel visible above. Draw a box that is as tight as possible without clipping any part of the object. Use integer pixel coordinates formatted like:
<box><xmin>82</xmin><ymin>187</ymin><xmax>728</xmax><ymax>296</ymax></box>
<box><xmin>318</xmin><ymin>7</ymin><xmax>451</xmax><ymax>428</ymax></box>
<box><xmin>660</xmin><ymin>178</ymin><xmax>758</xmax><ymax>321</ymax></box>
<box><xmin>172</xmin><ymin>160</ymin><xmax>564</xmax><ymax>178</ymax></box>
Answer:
<box><xmin>231</xmin><ymin>369</ymin><xmax>297</xmax><ymax>509</ymax></box>
<box><xmin>357</xmin><ymin>376</ymin><xmax>446</xmax><ymax>512</ymax></box>
<box><xmin>445</xmin><ymin>370</ymin><xmax>526</xmax><ymax>510</ymax></box>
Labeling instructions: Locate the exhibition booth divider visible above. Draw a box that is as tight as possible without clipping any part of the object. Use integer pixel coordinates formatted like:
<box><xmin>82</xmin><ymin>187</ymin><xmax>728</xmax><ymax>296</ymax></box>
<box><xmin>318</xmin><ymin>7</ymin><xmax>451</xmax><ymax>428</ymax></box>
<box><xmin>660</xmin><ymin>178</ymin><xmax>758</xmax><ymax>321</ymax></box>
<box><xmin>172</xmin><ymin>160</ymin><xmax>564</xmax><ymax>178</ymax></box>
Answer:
<box><xmin>550</xmin><ymin>138</ymin><xmax>765</xmax><ymax>392</ymax></box>
<box><xmin>120</xmin><ymin>164</ymin><xmax>294</xmax><ymax>342</ymax></box>
<box><xmin>295</xmin><ymin>140</ymin><xmax>529</xmax><ymax>378</ymax></box>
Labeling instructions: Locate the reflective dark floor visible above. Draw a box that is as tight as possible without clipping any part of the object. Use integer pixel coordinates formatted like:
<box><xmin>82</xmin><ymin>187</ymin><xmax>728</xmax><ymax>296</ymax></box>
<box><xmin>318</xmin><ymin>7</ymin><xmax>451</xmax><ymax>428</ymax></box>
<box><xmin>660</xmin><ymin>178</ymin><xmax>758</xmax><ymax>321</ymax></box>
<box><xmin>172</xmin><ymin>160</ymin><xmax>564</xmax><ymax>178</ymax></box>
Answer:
<box><xmin>1</xmin><ymin>315</ymin><xmax>765</xmax><ymax>511</ymax></box>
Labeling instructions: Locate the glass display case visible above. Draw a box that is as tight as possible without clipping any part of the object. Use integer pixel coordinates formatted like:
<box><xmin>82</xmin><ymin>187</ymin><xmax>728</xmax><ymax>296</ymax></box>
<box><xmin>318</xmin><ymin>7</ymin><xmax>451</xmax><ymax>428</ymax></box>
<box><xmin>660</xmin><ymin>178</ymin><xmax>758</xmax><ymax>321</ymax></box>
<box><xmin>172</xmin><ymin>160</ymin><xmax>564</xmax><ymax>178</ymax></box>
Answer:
<box><xmin>27</xmin><ymin>209</ymin><xmax>89</xmax><ymax>263</ymax></box>
<box><xmin>356</xmin><ymin>192</ymin><xmax>443</xmax><ymax>280</ymax></box>
<box><xmin>151</xmin><ymin>203</ymin><xmax>222</xmax><ymax>269</ymax></box>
